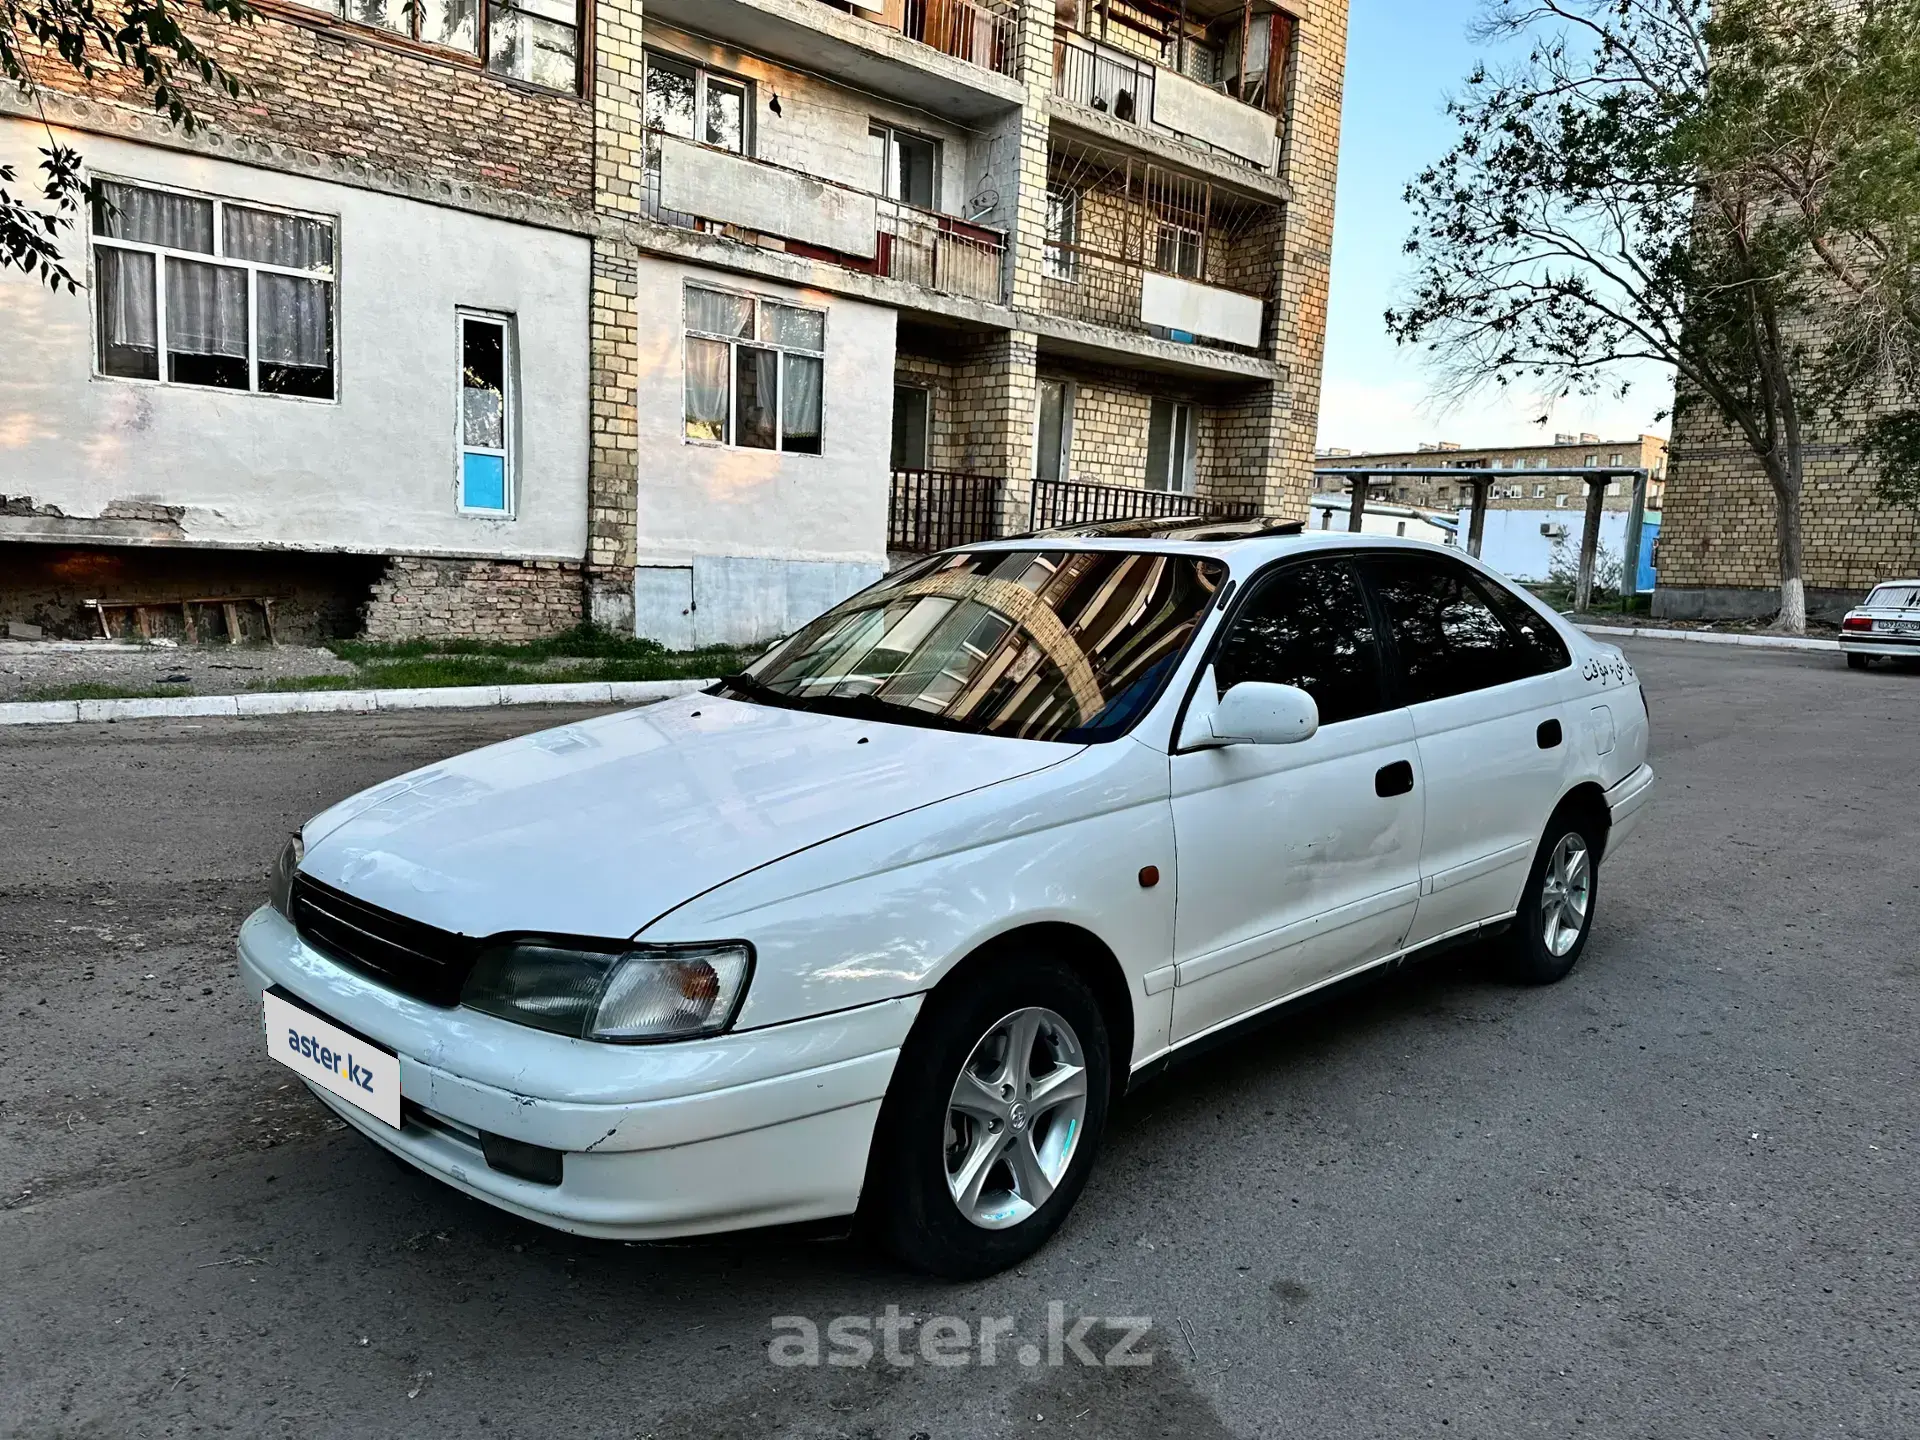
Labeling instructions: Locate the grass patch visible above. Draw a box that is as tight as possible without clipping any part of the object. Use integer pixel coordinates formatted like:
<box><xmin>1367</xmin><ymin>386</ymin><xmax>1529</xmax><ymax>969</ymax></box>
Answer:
<box><xmin>247</xmin><ymin>675</ymin><xmax>361</xmax><ymax>693</ymax></box>
<box><xmin>22</xmin><ymin>682</ymin><xmax>190</xmax><ymax>702</ymax></box>
<box><xmin>327</xmin><ymin>624</ymin><xmax>694</xmax><ymax>666</ymax></box>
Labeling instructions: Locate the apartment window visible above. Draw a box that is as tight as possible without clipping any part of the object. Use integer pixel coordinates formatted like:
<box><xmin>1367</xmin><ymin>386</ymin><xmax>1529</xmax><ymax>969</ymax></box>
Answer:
<box><xmin>645</xmin><ymin>54</ymin><xmax>750</xmax><ymax>153</ymax></box>
<box><xmin>1154</xmin><ymin>220</ymin><xmax>1203</xmax><ymax>279</ymax></box>
<box><xmin>1533</xmin><ymin>483</ymin><xmax>1547</xmax><ymax>499</ymax></box>
<box><xmin>91</xmin><ymin>179</ymin><xmax>335</xmax><ymax>399</ymax></box>
<box><xmin>870</xmin><ymin>124</ymin><xmax>940</xmax><ymax>209</ymax></box>
<box><xmin>683</xmin><ymin>286</ymin><xmax>825</xmax><ymax>454</ymax></box>
<box><xmin>892</xmin><ymin>384</ymin><xmax>930</xmax><ymax>470</ymax></box>
<box><xmin>1035</xmin><ymin>379</ymin><xmax>1073</xmax><ymax>483</ymax></box>
<box><xmin>1146</xmin><ymin>398</ymin><xmax>1197</xmax><ymax>493</ymax></box>
<box><xmin>1608</xmin><ymin>481</ymin><xmax>1622</xmax><ymax>496</ymax></box>
<box><xmin>1044</xmin><ymin>185</ymin><xmax>1080</xmax><ymax>281</ymax></box>
<box><xmin>1584</xmin><ymin>453</ymin><xmax>1597</xmax><ymax>467</ymax></box>
<box><xmin>458</xmin><ymin>313</ymin><xmax>514</xmax><ymax>514</ymax></box>
<box><xmin>287</xmin><ymin>0</ymin><xmax>581</xmax><ymax>93</ymax></box>
<box><xmin>1555</xmin><ymin>493</ymin><xmax>1568</xmax><ymax>509</ymax></box>
<box><xmin>1609</xmin><ymin>451</ymin><xmax>1624</xmax><ymax>467</ymax></box>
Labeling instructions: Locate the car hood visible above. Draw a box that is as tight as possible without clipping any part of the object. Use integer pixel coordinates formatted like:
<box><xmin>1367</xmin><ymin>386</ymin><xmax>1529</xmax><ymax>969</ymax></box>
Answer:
<box><xmin>299</xmin><ymin>694</ymin><xmax>1080</xmax><ymax>940</ymax></box>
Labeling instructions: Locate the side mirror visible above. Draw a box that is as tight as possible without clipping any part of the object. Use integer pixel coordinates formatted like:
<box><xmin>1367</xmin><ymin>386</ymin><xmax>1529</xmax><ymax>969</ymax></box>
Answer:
<box><xmin>1180</xmin><ymin>674</ymin><xmax>1320</xmax><ymax>749</ymax></box>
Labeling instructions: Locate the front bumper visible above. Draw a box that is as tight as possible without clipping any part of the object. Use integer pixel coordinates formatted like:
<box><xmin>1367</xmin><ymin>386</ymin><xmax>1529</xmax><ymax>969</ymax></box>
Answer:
<box><xmin>238</xmin><ymin>906</ymin><xmax>919</xmax><ymax>1240</ymax></box>
<box><xmin>1604</xmin><ymin>763</ymin><xmax>1656</xmax><ymax>854</ymax></box>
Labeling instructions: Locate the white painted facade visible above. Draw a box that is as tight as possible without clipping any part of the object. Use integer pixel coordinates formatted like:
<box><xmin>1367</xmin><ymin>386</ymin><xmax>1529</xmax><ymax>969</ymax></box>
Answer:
<box><xmin>1466</xmin><ymin>507</ymin><xmax>1635</xmax><ymax>585</ymax></box>
<box><xmin>629</xmin><ymin>254</ymin><xmax>893</xmax><ymax>649</ymax></box>
<box><xmin>0</xmin><ymin>118</ymin><xmax>592</xmax><ymax>562</ymax></box>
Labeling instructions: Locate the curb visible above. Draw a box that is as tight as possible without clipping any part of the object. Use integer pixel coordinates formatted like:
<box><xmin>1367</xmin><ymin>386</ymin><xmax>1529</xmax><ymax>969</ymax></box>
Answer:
<box><xmin>1580</xmin><ymin>624</ymin><xmax>1839</xmax><ymax>654</ymax></box>
<box><xmin>0</xmin><ymin>678</ymin><xmax>713</xmax><ymax>728</ymax></box>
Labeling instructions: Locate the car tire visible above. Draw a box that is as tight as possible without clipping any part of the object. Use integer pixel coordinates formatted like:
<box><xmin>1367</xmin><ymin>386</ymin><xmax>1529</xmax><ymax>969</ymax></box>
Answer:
<box><xmin>1494</xmin><ymin>809</ymin><xmax>1603</xmax><ymax>986</ymax></box>
<box><xmin>862</xmin><ymin>950</ymin><xmax>1111</xmax><ymax>1280</ymax></box>
<box><xmin>1847</xmin><ymin>653</ymin><xmax>1871</xmax><ymax>670</ymax></box>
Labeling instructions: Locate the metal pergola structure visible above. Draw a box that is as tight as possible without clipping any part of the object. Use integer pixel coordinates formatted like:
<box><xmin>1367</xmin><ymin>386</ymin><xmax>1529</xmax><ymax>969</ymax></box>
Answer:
<box><xmin>1313</xmin><ymin>465</ymin><xmax>1654</xmax><ymax>614</ymax></box>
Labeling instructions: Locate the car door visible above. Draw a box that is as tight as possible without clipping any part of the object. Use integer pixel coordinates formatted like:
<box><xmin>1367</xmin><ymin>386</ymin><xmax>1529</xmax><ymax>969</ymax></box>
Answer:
<box><xmin>1356</xmin><ymin>552</ymin><xmax>1575</xmax><ymax>948</ymax></box>
<box><xmin>1168</xmin><ymin>555</ymin><xmax>1425</xmax><ymax>1044</ymax></box>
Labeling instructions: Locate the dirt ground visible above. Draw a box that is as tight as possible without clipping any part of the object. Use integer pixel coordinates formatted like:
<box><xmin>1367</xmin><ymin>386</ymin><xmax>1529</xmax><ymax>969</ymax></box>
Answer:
<box><xmin>0</xmin><ymin>640</ymin><xmax>359</xmax><ymax>701</ymax></box>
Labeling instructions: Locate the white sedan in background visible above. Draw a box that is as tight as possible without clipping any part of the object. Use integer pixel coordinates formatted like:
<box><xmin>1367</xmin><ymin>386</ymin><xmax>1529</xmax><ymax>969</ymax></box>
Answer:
<box><xmin>240</xmin><ymin>522</ymin><xmax>1654</xmax><ymax>1278</ymax></box>
<box><xmin>1841</xmin><ymin>579</ymin><xmax>1920</xmax><ymax>668</ymax></box>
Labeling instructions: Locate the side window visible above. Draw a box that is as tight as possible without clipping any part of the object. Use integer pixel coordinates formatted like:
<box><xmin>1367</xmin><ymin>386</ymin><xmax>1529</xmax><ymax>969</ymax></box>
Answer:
<box><xmin>1478</xmin><ymin>575</ymin><xmax>1572</xmax><ymax>674</ymax></box>
<box><xmin>1362</xmin><ymin>556</ymin><xmax>1556</xmax><ymax>703</ymax></box>
<box><xmin>1212</xmin><ymin>559</ymin><xmax>1388</xmax><ymax>725</ymax></box>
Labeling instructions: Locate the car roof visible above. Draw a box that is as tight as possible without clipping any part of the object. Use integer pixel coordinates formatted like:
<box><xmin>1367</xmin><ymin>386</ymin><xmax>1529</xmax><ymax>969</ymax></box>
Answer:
<box><xmin>1866</xmin><ymin>579</ymin><xmax>1920</xmax><ymax>590</ymax></box>
<box><xmin>957</xmin><ymin>526</ymin><xmax>1481</xmax><ymax>567</ymax></box>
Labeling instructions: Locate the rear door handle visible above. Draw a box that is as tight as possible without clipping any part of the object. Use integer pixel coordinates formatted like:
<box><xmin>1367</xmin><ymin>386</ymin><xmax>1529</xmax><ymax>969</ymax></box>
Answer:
<box><xmin>1375</xmin><ymin>760</ymin><xmax>1415</xmax><ymax>798</ymax></box>
<box><xmin>1537</xmin><ymin>719</ymin><xmax>1563</xmax><ymax>749</ymax></box>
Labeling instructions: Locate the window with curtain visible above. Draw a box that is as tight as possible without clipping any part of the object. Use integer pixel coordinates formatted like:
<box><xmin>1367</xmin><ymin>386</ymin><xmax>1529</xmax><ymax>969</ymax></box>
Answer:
<box><xmin>284</xmin><ymin>0</ymin><xmax>581</xmax><ymax>94</ymax></box>
<box><xmin>682</xmin><ymin>285</ymin><xmax>826</xmax><ymax>455</ymax></box>
<box><xmin>91</xmin><ymin>180</ymin><xmax>336</xmax><ymax>399</ymax></box>
<box><xmin>459</xmin><ymin>313</ymin><xmax>514</xmax><ymax>514</ymax></box>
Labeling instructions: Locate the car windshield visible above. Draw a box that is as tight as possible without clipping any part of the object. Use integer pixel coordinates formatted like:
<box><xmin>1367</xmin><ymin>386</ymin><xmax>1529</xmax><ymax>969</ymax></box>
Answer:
<box><xmin>730</xmin><ymin>549</ymin><xmax>1228</xmax><ymax>742</ymax></box>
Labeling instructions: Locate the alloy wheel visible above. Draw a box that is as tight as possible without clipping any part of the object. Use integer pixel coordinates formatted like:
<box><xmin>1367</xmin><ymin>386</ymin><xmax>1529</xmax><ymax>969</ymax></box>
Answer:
<box><xmin>944</xmin><ymin>1007</ymin><xmax>1089</xmax><ymax>1230</ymax></box>
<box><xmin>1540</xmin><ymin>832</ymin><xmax>1592</xmax><ymax>957</ymax></box>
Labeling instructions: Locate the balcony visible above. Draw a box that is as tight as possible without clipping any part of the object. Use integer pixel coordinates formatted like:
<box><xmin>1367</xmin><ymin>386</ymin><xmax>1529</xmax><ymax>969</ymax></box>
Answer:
<box><xmin>889</xmin><ymin>470</ymin><xmax>1006</xmax><ymax>553</ymax></box>
<box><xmin>645</xmin><ymin>133</ymin><xmax>1008</xmax><ymax>306</ymax></box>
<box><xmin>1033</xmin><ymin>144</ymin><xmax>1272</xmax><ymax>355</ymax></box>
<box><xmin>642</xmin><ymin>0</ymin><xmax>1024</xmax><ymax>122</ymax></box>
<box><xmin>1051</xmin><ymin>2</ymin><xmax>1295</xmax><ymax>172</ymax></box>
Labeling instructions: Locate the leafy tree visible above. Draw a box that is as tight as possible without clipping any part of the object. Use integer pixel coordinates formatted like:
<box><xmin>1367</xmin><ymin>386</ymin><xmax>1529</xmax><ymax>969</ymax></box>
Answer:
<box><xmin>1387</xmin><ymin>0</ymin><xmax>1920</xmax><ymax>632</ymax></box>
<box><xmin>2</xmin><ymin>0</ymin><xmax>254</xmax><ymax>290</ymax></box>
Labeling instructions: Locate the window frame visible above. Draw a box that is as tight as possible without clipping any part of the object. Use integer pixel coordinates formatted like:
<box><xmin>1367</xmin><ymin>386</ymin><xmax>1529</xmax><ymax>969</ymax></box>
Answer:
<box><xmin>1145</xmin><ymin>398</ymin><xmax>1198</xmax><ymax>494</ymax></box>
<box><xmin>88</xmin><ymin>174</ymin><xmax>340</xmax><ymax>404</ymax></box>
<box><xmin>455</xmin><ymin>309</ymin><xmax>517</xmax><ymax>517</ymax></box>
<box><xmin>869</xmin><ymin>121</ymin><xmax>943</xmax><ymax>210</ymax></box>
<box><xmin>262</xmin><ymin>0</ymin><xmax>587</xmax><ymax>96</ymax></box>
<box><xmin>681</xmin><ymin>283</ymin><xmax>827</xmax><ymax>456</ymax></box>
<box><xmin>891</xmin><ymin>383</ymin><xmax>931</xmax><ymax>470</ymax></box>
<box><xmin>1043</xmin><ymin>183</ymin><xmax>1081</xmax><ymax>282</ymax></box>
<box><xmin>644</xmin><ymin>50</ymin><xmax>754</xmax><ymax>155</ymax></box>
<box><xmin>1034</xmin><ymin>378</ymin><xmax>1075</xmax><ymax>483</ymax></box>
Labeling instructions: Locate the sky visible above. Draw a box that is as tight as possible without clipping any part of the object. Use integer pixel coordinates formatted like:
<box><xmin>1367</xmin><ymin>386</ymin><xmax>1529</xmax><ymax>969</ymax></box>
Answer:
<box><xmin>1317</xmin><ymin>0</ymin><xmax>1675</xmax><ymax>454</ymax></box>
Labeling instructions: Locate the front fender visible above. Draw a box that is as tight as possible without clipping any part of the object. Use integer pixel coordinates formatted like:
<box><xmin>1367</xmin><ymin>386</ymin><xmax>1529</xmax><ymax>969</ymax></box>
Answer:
<box><xmin>639</xmin><ymin>738</ymin><xmax>1178</xmax><ymax>1069</ymax></box>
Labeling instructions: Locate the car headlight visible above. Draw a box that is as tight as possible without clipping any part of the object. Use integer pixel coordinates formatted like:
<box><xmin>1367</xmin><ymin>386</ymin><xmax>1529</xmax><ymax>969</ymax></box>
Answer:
<box><xmin>460</xmin><ymin>940</ymin><xmax>753</xmax><ymax>1043</ymax></box>
<box><xmin>268</xmin><ymin>833</ymin><xmax>305</xmax><ymax>919</ymax></box>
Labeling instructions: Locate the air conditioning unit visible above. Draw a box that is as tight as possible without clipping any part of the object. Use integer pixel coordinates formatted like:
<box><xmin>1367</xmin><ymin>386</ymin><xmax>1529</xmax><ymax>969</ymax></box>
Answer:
<box><xmin>1541</xmin><ymin>523</ymin><xmax>1568</xmax><ymax>539</ymax></box>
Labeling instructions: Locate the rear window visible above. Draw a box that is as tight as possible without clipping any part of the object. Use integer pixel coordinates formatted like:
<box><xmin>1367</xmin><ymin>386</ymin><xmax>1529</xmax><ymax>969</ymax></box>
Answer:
<box><xmin>1866</xmin><ymin>584</ymin><xmax>1920</xmax><ymax>610</ymax></box>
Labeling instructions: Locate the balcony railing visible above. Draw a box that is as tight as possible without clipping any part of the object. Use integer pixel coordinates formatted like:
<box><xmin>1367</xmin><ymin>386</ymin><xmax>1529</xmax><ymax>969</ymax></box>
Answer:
<box><xmin>1052</xmin><ymin>25</ymin><xmax>1287</xmax><ymax>171</ymax></box>
<box><xmin>1053</xmin><ymin>28</ymin><xmax>1158</xmax><ymax>124</ymax></box>
<box><xmin>643</xmin><ymin>135</ymin><xmax>1008</xmax><ymax>305</ymax></box>
<box><xmin>1036</xmin><ymin>241</ymin><xmax>1266</xmax><ymax>354</ymax></box>
<box><xmin>902</xmin><ymin>0</ymin><xmax>1020</xmax><ymax>78</ymax></box>
<box><xmin>1029</xmin><ymin>477</ymin><xmax>1259</xmax><ymax>530</ymax></box>
<box><xmin>889</xmin><ymin>470</ymin><xmax>1006</xmax><ymax>553</ymax></box>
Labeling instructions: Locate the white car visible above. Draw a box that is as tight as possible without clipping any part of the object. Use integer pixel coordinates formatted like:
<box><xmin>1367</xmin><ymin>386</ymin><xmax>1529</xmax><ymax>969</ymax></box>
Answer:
<box><xmin>1840</xmin><ymin>579</ymin><xmax>1920</xmax><ymax>668</ymax></box>
<box><xmin>240</xmin><ymin>524</ymin><xmax>1654</xmax><ymax>1278</ymax></box>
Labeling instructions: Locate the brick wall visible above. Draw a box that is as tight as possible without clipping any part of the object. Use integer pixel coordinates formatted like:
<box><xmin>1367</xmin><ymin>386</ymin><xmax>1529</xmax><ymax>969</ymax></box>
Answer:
<box><xmin>25</xmin><ymin>7</ymin><xmax>593</xmax><ymax>205</ymax></box>
<box><xmin>363</xmin><ymin>557</ymin><xmax>585</xmax><ymax>641</ymax></box>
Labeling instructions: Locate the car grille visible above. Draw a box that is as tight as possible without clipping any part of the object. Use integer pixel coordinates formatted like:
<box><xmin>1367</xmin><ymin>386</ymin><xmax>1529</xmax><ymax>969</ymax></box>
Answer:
<box><xmin>289</xmin><ymin>874</ymin><xmax>479</xmax><ymax>1007</ymax></box>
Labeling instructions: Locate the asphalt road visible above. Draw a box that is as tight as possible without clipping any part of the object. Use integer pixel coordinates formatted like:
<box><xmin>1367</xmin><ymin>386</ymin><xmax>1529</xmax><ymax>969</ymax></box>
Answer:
<box><xmin>1</xmin><ymin>643</ymin><xmax>1914</xmax><ymax>1439</ymax></box>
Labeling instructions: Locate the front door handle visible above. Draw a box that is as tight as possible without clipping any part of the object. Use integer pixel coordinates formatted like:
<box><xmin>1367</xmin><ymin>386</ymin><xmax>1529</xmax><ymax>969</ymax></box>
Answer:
<box><xmin>1375</xmin><ymin>759</ymin><xmax>1415</xmax><ymax>798</ymax></box>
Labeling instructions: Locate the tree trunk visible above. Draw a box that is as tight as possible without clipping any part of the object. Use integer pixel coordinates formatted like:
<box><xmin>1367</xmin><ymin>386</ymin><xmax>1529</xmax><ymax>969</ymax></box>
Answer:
<box><xmin>1773</xmin><ymin>466</ymin><xmax>1807</xmax><ymax>633</ymax></box>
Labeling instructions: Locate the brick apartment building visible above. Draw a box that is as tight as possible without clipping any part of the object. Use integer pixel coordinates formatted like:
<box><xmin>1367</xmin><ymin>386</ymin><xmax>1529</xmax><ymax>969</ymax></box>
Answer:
<box><xmin>1</xmin><ymin>0</ymin><xmax>1348</xmax><ymax>646</ymax></box>
<box><xmin>1660</xmin><ymin>388</ymin><xmax>1920</xmax><ymax>625</ymax></box>
<box><xmin>1316</xmin><ymin>433</ymin><xmax>1668</xmax><ymax>513</ymax></box>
